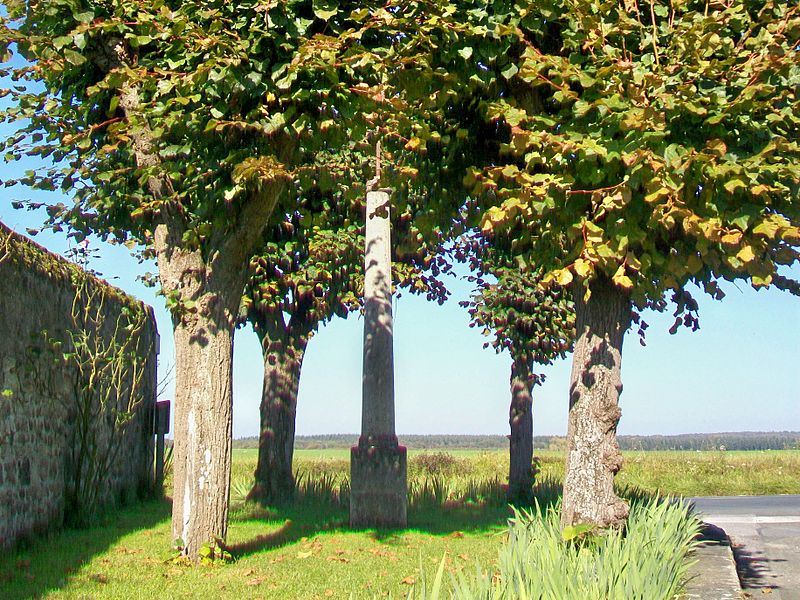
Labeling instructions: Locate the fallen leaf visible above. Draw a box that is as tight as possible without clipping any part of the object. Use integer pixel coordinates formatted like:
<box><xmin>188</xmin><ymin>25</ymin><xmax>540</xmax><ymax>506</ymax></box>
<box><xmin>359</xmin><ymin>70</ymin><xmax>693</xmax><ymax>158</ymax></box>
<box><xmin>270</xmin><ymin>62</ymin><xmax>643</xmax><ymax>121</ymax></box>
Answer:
<box><xmin>327</xmin><ymin>555</ymin><xmax>350</xmax><ymax>563</ymax></box>
<box><xmin>400</xmin><ymin>576</ymin><xmax>416</xmax><ymax>585</ymax></box>
<box><xmin>324</xmin><ymin>590</ymin><xmax>334</xmax><ymax>597</ymax></box>
<box><xmin>297</xmin><ymin>551</ymin><xmax>313</xmax><ymax>559</ymax></box>
<box><xmin>458</xmin><ymin>553</ymin><xmax>470</xmax><ymax>561</ymax></box>
<box><xmin>89</xmin><ymin>573</ymin><xmax>108</xmax><ymax>584</ymax></box>
<box><xmin>449</xmin><ymin>531</ymin><xmax>465</xmax><ymax>538</ymax></box>
<box><xmin>246</xmin><ymin>577</ymin><xmax>266</xmax><ymax>587</ymax></box>
<box><xmin>242</xmin><ymin>568</ymin><xmax>255</xmax><ymax>576</ymax></box>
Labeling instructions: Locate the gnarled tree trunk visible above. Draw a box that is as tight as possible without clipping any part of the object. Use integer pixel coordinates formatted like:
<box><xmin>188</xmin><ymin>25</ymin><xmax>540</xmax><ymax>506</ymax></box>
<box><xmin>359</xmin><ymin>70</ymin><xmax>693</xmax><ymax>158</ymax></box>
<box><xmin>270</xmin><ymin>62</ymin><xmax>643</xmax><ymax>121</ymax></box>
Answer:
<box><xmin>561</xmin><ymin>276</ymin><xmax>632</xmax><ymax>530</ymax></box>
<box><xmin>508</xmin><ymin>356</ymin><xmax>534</xmax><ymax>502</ymax></box>
<box><xmin>249</xmin><ymin>312</ymin><xmax>308</xmax><ymax>505</ymax></box>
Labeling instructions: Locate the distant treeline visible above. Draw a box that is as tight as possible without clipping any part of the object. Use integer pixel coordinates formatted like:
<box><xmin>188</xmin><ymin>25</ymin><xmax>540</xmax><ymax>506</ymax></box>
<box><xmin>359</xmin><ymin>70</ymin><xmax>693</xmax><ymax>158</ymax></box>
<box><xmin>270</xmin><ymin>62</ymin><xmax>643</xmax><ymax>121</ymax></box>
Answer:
<box><xmin>233</xmin><ymin>432</ymin><xmax>800</xmax><ymax>452</ymax></box>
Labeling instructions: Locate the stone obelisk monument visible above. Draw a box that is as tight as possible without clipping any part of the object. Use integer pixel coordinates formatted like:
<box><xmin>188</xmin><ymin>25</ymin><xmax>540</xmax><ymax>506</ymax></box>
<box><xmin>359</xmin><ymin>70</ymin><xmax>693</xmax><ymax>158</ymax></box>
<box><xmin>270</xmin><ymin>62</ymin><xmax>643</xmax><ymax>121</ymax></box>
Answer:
<box><xmin>350</xmin><ymin>142</ymin><xmax>407</xmax><ymax>528</ymax></box>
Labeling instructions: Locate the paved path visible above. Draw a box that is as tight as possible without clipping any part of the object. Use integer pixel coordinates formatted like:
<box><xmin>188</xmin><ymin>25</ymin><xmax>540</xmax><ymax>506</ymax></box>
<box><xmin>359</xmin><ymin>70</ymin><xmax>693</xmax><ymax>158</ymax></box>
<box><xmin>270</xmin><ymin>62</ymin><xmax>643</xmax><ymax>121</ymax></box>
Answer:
<box><xmin>690</xmin><ymin>495</ymin><xmax>800</xmax><ymax>600</ymax></box>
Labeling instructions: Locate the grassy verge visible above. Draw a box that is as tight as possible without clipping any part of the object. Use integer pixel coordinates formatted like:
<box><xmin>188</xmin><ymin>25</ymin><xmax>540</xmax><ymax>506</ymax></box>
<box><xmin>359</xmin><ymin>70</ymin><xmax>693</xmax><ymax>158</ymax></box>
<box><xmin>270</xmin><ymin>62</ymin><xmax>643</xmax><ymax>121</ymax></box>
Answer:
<box><xmin>4</xmin><ymin>448</ymin><xmax>796</xmax><ymax>599</ymax></box>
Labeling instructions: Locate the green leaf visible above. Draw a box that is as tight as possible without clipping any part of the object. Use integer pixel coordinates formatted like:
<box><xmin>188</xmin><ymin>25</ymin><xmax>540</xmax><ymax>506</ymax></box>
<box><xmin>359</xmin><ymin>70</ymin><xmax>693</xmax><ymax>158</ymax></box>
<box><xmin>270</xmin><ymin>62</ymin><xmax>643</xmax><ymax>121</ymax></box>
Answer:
<box><xmin>612</xmin><ymin>265</ymin><xmax>633</xmax><ymax>290</ymax></box>
<box><xmin>62</xmin><ymin>49</ymin><xmax>86</xmax><ymax>66</ymax></box>
<box><xmin>724</xmin><ymin>179</ymin><xmax>746</xmax><ymax>194</ymax></box>
<box><xmin>562</xmin><ymin>523</ymin><xmax>594</xmax><ymax>542</ymax></box>
<box><xmin>501</xmin><ymin>63</ymin><xmax>518</xmax><ymax>80</ymax></box>
<box><xmin>73</xmin><ymin>11</ymin><xmax>94</xmax><ymax>23</ymax></box>
<box><xmin>53</xmin><ymin>36</ymin><xmax>73</xmax><ymax>50</ymax></box>
<box><xmin>313</xmin><ymin>0</ymin><xmax>338</xmax><ymax>21</ymax></box>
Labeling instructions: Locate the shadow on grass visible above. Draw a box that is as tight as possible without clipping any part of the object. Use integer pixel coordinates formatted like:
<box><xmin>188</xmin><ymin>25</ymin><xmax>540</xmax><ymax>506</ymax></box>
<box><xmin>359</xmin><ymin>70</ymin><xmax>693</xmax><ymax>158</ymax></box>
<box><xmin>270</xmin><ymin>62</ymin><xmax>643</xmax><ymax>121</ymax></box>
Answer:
<box><xmin>0</xmin><ymin>497</ymin><xmax>170</xmax><ymax>600</ymax></box>
<box><xmin>228</xmin><ymin>475</ymin><xmax>567</xmax><ymax>557</ymax></box>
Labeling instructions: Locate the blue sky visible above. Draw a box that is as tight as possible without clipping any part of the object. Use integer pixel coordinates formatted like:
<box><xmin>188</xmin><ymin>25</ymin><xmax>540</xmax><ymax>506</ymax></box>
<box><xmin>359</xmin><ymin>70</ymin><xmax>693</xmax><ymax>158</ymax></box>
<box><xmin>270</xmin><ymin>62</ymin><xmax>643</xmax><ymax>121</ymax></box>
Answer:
<box><xmin>2</xmin><ymin>186</ymin><xmax>798</xmax><ymax>438</ymax></box>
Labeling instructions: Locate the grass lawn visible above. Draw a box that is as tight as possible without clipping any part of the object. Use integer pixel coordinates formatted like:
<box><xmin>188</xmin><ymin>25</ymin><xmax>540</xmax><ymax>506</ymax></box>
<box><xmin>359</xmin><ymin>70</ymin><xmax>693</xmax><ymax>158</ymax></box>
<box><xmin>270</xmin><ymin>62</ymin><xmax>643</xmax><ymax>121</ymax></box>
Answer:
<box><xmin>3</xmin><ymin>495</ymin><xmax>508</xmax><ymax>599</ymax></box>
<box><xmin>3</xmin><ymin>448</ymin><xmax>798</xmax><ymax>599</ymax></box>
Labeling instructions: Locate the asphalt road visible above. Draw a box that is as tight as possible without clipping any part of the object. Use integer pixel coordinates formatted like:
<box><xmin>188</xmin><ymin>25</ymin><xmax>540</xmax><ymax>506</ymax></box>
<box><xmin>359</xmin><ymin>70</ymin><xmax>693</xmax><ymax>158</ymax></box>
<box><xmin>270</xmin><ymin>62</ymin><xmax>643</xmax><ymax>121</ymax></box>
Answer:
<box><xmin>690</xmin><ymin>495</ymin><xmax>800</xmax><ymax>600</ymax></box>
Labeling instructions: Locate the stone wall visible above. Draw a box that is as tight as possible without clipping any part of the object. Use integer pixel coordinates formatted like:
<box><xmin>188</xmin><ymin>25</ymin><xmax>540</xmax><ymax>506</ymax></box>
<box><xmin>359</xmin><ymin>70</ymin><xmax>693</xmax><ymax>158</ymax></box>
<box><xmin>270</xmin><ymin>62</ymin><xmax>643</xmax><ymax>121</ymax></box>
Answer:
<box><xmin>0</xmin><ymin>223</ymin><xmax>158</xmax><ymax>549</ymax></box>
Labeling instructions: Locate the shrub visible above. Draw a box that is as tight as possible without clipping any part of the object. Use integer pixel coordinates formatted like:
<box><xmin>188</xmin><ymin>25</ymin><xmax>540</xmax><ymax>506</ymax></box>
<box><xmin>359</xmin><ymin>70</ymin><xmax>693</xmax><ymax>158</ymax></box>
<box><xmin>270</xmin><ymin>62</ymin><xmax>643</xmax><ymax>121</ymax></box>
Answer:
<box><xmin>400</xmin><ymin>497</ymin><xmax>701</xmax><ymax>600</ymax></box>
<box><xmin>410</xmin><ymin>452</ymin><xmax>472</xmax><ymax>478</ymax></box>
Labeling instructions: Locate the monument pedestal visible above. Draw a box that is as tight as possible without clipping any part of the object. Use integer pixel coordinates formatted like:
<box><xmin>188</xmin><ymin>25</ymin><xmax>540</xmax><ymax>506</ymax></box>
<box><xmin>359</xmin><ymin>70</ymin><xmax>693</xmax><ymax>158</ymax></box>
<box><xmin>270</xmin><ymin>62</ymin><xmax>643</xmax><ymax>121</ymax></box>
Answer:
<box><xmin>350</xmin><ymin>436</ymin><xmax>407</xmax><ymax>528</ymax></box>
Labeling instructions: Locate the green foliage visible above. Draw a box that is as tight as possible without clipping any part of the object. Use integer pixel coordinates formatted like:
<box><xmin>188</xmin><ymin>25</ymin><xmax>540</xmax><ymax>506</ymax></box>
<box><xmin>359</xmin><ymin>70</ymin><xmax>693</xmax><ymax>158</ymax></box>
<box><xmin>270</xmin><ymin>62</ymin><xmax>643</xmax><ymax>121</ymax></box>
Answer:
<box><xmin>198</xmin><ymin>539</ymin><xmax>233</xmax><ymax>566</ymax></box>
<box><xmin>459</xmin><ymin>243</ymin><xmax>575</xmax><ymax>368</ymax></box>
<box><xmin>239</xmin><ymin>431</ymin><xmax>800</xmax><ymax>452</ymax></box>
<box><xmin>402</xmin><ymin>498</ymin><xmax>702</xmax><ymax>600</ymax></box>
<box><xmin>464</xmin><ymin>0</ymin><xmax>800</xmax><ymax>311</ymax></box>
<box><xmin>21</xmin><ymin>275</ymin><xmax>150</xmax><ymax>527</ymax></box>
<box><xmin>0</xmin><ymin>0</ymin><xmax>470</xmax><ymax>253</ymax></box>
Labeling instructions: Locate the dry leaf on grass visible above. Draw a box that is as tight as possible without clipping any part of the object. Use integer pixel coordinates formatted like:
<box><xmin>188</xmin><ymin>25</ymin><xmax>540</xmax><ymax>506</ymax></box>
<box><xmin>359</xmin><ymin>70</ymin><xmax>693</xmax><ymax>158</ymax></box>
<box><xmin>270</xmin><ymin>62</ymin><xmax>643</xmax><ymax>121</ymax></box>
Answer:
<box><xmin>326</xmin><ymin>555</ymin><xmax>350</xmax><ymax>563</ymax></box>
<box><xmin>400</xmin><ymin>576</ymin><xmax>416</xmax><ymax>585</ymax></box>
<box><xmin>246</xmin><ymin>577</ymin><xmax>266</xmax><ymax>586</ymax></box>
<box><xmin>449</xmin><ymin>531</ymin><xmax>465</xmax><ymax>538</ymax></box>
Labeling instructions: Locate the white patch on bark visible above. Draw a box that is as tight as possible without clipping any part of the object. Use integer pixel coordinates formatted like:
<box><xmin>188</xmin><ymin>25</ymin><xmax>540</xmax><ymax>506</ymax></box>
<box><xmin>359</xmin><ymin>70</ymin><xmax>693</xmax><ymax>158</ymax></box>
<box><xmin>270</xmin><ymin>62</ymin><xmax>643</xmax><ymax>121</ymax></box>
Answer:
<box><xmin>182</xmin><ymin>408</ymin><xmax>197</xmax><ymax>545</ymax></box>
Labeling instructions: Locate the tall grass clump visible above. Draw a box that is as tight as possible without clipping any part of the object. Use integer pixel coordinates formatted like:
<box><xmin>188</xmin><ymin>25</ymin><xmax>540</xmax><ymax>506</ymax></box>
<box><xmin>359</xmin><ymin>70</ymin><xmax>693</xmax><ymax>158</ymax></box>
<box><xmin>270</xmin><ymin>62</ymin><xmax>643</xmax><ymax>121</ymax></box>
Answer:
<box><xmin>401</xmin><ymin>497</ymin><xmax>701</xmax><ymax>600</ymax></box>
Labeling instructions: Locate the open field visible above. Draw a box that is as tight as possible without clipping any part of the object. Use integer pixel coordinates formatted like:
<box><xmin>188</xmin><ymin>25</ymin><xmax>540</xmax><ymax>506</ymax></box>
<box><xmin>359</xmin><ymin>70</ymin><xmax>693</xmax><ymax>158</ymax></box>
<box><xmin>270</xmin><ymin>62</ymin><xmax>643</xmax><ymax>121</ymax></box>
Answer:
<box><xmin>3</xmin><ymin>449</ymin><xmax>798</xmax><ymax>599</ymax></box>
<box><xmin>236</xmin><ymin>448</ymin><xmax>800</xmax><ymax>498</ymax></box>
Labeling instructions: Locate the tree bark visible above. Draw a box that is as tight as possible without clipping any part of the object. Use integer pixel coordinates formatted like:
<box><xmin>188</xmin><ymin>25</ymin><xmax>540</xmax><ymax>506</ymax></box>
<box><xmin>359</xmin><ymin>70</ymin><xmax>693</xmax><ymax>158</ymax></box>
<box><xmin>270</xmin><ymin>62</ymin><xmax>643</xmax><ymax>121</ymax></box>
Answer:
<box><xmin>169</xmin><ymin>295</ymin><xmax>236</xmax><ymax>558</ymax></box>
<box><xmin>508</xmin><ymin>356</ymin><xmax>534</xmax><ymax>502</ymax></box>
<box><xmin>561</xmin><ymin>276</ymin><xmax>632</xmax><ymax>530</ymax></box>
<box><xmin>99</xmin><ymin>38</ymin><xmax>286</xmax><ymax>560</ymax></box>
<box><xmin>249</xmin><ymin>313</ymin><xmax>307</xmax><ymax>505</ymax></box>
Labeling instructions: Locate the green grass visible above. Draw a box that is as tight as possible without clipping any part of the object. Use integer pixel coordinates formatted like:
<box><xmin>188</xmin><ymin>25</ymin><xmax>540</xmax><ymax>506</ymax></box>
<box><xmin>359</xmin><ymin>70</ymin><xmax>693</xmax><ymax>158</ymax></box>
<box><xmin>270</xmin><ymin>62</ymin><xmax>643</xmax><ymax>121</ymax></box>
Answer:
<box><xmin>275</xmin><ymin>448</ymin><xmax>800</xmax><ymax>497</ymax></box>
<box><xmin>3</xmin><ymin>448</ymin><xmax>798</xmax><ymax>599</ymax></box>
<box><xmin>2</xmin><ymin>493</ymin><xmax>510</xmax><ymax>599</ymax></box>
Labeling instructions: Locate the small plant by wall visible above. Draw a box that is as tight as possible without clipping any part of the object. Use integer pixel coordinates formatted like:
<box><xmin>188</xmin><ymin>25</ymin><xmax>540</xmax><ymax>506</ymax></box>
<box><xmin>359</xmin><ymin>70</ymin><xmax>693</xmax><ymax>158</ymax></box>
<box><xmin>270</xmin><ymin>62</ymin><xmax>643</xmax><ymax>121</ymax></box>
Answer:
<box><xmin>0</xmin><ymin>222</ymin><xmax>157</xmax><ymax>547</ymax></box>
<box><xmin>48</xmin><ymin>278</ymin><xmax>148</xmax><ymax>525</ymax></box>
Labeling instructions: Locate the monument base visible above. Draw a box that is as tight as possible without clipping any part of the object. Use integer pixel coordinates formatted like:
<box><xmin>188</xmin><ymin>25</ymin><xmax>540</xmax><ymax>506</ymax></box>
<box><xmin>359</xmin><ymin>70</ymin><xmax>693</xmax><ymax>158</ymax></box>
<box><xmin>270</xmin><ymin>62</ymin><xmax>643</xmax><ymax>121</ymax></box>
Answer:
<box><xmin>350</xmin><ymin>437</ymin><xmax>407</xmax><ymax>528</ymax></box>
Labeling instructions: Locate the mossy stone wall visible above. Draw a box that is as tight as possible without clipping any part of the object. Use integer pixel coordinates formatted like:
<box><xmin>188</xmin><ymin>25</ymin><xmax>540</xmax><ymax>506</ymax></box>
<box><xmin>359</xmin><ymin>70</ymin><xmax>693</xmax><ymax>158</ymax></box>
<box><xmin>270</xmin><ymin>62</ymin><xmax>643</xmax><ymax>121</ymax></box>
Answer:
<box><xmin>0</xmin><ymin>222</ymin><xmax>158</xmax><ymax>549</ymax></box>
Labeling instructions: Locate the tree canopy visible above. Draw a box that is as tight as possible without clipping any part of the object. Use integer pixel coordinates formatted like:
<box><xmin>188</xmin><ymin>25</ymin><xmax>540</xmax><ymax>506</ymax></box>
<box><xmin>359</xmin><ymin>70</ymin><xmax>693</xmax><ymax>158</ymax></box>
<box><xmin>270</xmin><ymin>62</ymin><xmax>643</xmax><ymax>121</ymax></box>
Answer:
<box><xmin>468</xmin><ymin>0</ymin><xmax>800</xmax><ymax>307</ymax></box>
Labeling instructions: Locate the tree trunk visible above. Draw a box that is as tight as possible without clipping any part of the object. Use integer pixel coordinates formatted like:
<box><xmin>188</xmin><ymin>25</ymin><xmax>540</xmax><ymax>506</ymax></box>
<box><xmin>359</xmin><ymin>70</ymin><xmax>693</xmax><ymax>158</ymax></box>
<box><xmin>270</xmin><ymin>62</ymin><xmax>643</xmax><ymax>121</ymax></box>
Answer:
<box><xmin>103</xmin><ymin>39</ymin><xmax>286</xmax><ymax>561</ymax></box>
<box><xmin>561</xmin><ymin>276</ymin><xmax>632</xmax><ymax>530</ymax></box>
<box><xmin>508</xmin><ymin>356</ymin><xmax>534</xmax><ymax>502</ymax></box>
<box><xmin>152</xmin><ymin>222</ymin><xmax>248</xmax><ymax>559</ymax></box>
<box><xmin>170</xmin><ymin>306</ymin><xmax>235</xmax><ymax>558</ymax></box>
<box><xmin>249</xmin><ymin>314</ymin><xmax>306</xmax><ymax>505</ymax></box>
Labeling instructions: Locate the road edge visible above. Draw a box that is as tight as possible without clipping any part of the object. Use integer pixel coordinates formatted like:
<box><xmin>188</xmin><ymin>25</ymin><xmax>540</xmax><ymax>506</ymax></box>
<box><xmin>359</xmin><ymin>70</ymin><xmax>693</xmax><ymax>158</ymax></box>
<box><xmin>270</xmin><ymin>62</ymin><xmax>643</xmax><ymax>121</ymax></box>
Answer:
<box><xmin>684</xmin><ymin>522</ymin><xmax>742</xmax><ymax>600</ymax></box>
